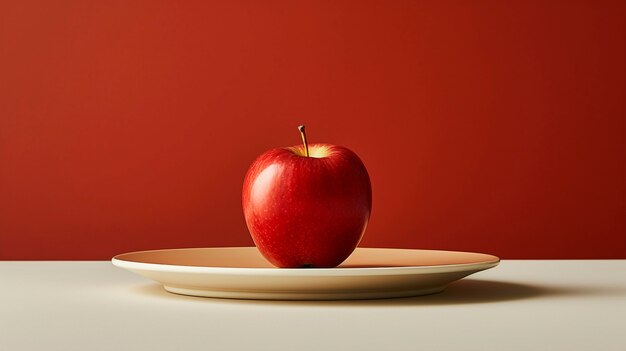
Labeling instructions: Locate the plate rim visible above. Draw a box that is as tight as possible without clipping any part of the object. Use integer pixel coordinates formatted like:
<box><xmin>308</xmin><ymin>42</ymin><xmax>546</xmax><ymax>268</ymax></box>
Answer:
<box><xmin>112</xmin><ymin>247</ymin><xmax>500</xmax><ymax>277</ymax></box>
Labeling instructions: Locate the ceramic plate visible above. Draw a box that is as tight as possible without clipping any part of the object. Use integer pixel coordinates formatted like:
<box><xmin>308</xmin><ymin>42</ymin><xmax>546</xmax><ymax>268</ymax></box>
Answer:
<box><xmin>112</xmin><ymin>247</ymin><xmax>499</xmax><ymax>300</ymax></box>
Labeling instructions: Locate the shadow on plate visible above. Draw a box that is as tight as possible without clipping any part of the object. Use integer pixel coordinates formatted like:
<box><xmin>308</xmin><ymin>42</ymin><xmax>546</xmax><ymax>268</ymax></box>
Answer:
<box><xmin>131</xmin><ymin>279</ymin><xmax>594</xmax><ymax>306</ymax></box>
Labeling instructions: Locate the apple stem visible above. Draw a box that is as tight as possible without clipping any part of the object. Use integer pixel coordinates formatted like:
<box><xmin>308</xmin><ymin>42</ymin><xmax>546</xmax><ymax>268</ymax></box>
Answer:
<box><xmin>297</xmin><ymin>125</ymin><xmax>310</xmax><ymax>157</ymax></box>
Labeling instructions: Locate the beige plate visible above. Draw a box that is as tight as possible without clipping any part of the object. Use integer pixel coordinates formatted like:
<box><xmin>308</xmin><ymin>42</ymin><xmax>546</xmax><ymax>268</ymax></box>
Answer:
<box><xmin>112</xmin><ymin>247</ymin><xmax>499</xmax><ymax>300</ymax></box>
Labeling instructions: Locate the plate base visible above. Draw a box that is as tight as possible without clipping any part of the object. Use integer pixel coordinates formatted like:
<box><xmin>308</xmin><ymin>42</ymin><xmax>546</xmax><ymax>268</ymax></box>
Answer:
<box><xmin>163</xmin><ymin>284</ymin><xmax>447</xmax><ymax>300</ymax></box>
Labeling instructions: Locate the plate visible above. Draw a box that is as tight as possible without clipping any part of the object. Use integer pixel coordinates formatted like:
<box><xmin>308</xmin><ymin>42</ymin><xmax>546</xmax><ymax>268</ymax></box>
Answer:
<box><xmin>112</xmin><ymin>247</ymin><xmax>499</xmax><ymax>300</ymax></box>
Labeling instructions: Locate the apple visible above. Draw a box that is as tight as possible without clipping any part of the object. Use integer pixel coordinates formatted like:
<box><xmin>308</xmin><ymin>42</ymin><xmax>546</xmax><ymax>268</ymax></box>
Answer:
<box><xmin>242</xmin><ymin>125</ymin><xmax>372</xmax><ymax>268</ymax></box>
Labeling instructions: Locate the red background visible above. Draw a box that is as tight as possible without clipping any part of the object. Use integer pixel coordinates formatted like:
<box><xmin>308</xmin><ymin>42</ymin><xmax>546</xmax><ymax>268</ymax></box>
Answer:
<box><xmin>1</xmin><ymin>0</ymin><xmax>625</xmax><ymax>260</ymax></box>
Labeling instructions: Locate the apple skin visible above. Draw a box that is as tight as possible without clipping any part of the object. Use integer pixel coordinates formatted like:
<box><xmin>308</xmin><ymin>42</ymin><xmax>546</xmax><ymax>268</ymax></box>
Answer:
<box><xmin>242</xmin><ymin>143</ymin><xmax>372</xmax><ymax>268</ymax></box>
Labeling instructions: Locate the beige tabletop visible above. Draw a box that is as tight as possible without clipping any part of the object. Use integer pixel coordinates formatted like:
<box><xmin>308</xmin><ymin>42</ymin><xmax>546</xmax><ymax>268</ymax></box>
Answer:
<box><xmin>1</xmin><ymin>260</ymin><xmax>625</xmax><ymax>351</ymax></box>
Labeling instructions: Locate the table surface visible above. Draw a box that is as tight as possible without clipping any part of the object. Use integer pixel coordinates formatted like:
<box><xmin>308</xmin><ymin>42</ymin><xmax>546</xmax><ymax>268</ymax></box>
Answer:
<box><xmin>1</xmin><ymin>260</ymin><xmax>625</xmax><ymax>351</ymax></box>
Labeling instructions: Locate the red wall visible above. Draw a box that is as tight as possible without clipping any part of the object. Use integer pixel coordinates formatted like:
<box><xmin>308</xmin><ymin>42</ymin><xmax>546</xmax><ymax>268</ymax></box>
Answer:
<box><xmin>1</xmin><ymin>0</ymin><xmax>625</xmax><ymax>260</ymax></box>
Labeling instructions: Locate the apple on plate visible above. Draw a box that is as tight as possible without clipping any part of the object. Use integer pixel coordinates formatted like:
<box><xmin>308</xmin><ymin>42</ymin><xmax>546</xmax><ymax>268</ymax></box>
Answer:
<box><xmin>242</xmin><ymin>125</ymin><xmax>372</xmax><ymax>268</ymax></box>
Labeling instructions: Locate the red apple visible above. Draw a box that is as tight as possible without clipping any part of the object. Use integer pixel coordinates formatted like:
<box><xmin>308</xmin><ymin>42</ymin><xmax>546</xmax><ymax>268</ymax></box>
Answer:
<box><xmin>242</xmin><ymin>126</ymin><xmax>372</xmax><ymax>268</ymax></box>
